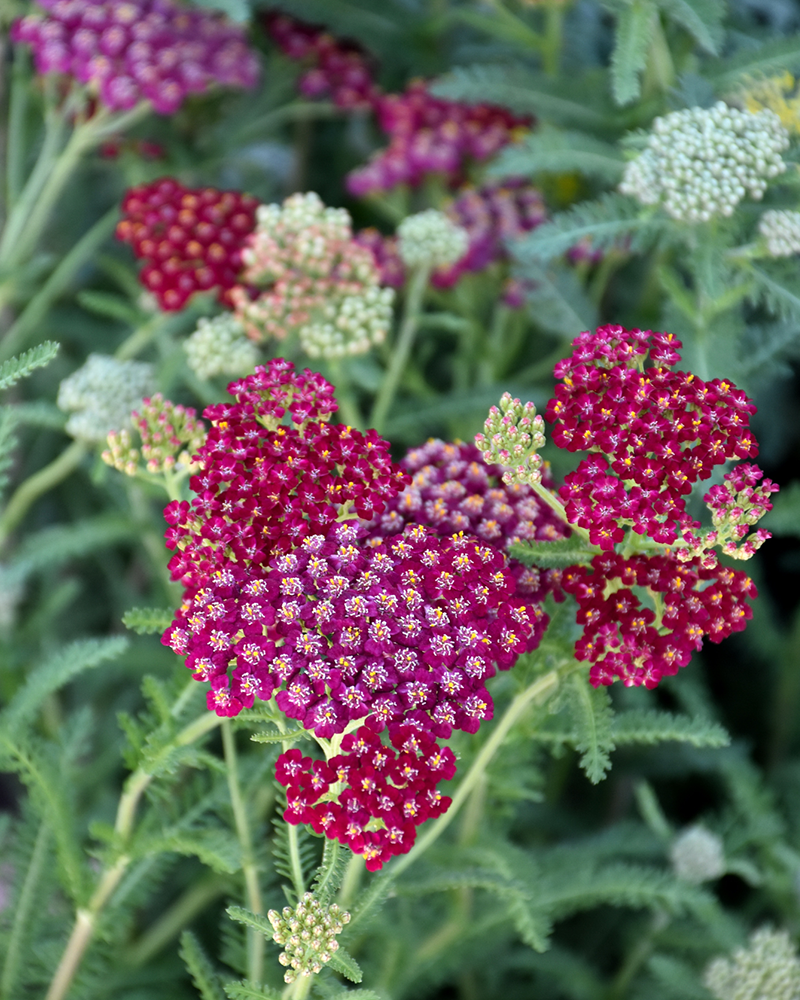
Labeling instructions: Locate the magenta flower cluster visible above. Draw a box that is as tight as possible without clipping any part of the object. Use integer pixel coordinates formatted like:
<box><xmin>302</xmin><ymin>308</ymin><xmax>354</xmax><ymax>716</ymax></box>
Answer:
<box><xmin>277</xmin><ymin>724</ymin><xmax>455</xmax><ymax>871</ymax></box>
<box><xmin>162</xmin><ymin>360</ymin><xmax>542</xmax><ymax>867</ymax></box>
<box><xmin>698</xmin><ymin>463</ymin><xmax>778</xmax><ymax>560</ymax></box>
<box><xmin>562</xmin><ymin>553</ymin><xmax>757</xmax><ymax>689</ymax></box>
<box><xmin>265</xmin><ymin>11</ymin><xmax>379</xmax><ymax>110</ymax></box>
<box><xmin>12</xmin><ymin>0</ymin><xmax>259</xmax><ymax>115</ymax></box>
<box><xmin>546</xmin><ymin>325</ymin><xmax>759</xmax><ymax>549</ymax></box>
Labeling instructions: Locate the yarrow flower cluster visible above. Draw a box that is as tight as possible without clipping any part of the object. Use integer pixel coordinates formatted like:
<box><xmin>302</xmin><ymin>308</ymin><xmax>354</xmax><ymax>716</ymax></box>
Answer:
<box><xmin>758</xmin><ymin>209</ymin><xmax>800</xmax><ymax>257</ymax></box>
<box><xmin>265</xmin><ymin>11</ymin><xmax>379</xmax><ymax>110</ymax></box>
<box><xmin>183</xmin><ymin>314</ymin><xmax>259</xmax><ymax>380</ymax></box>
<box><xmin>347</xmin><ymin>80</ymin><xmax>531</xmax><ymax>196</ymax></box>
<box><xmin>704</xmin><ymin>927</ymin><xmax>800</xmax><ymax>1000</ymax></box>
<box><xmin>397</xmin><ymin>210</ymin><xmax>470</xmax><ymax>271</ymax></box>
<box><xmin>11</xmin><ymin>0</ymin><xmax>259</xmax><ymax>115</ymax></box>
<box><xmin>741</xmin><ymin>71</ymin><xmax>800</xmax><ymax>135</ymax></box>
<box><xmin>57</xmin><ymin>354</ymin><xmax>155</xmax><ymax>443</ymax></box>
<box><xmin>116</xmin><ymin>178</ymin><xmax>258</xmax><ymax>311</ymax></box>
<box><xmin>546</xmin><ymin>325</ymin><xmax>761</xmax><ymax>550</ymax></box>
<box><xmin>669</xmin><ymin>825</ymin><xmax>726</xmax><ymax>884</ymax></box>
<box><xmin>102</xmin><ymin>393</ymin><xmax>206</xmax><ymax>476</ymax></box>
<box><xmin>267</xmin><ymin>892</ymin><xmax>350</xmax><ymax>983</ymax></box>
<box><xmin>277</xmin><ymin>724</ymin><xmax>456</xmax><ymax>870</ymax></box>
<box><xmin>475</xmin><ymin>393</ymin><xmax>546</xmax><ymax>488</ymax></box>
<box><xmin>620</xmin><ymin>102</ymin><xmax>789</xmax><ymax>223</ymax></box>
<box><xmin>229</xmin><ymin>193</ymin><xmax>394</xmax><ymax>358</ymax></box>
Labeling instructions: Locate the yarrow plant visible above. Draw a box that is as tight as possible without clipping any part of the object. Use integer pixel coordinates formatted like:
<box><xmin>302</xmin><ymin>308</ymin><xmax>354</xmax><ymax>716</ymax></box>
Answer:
<box><xmin>619</xmin><ymin>102</ymin><xmax>789</xmax><ymax>222</ymax></box>
<box><xmin>183</xmin><ymin>314</ymin><xmax>259</xmax><ymax>381</ymax></box>
<box><xmin>102</xmin><ymin>393</ymin><xmax>206</xmax><ymax>481</ymax></box>
<box><xmin>266</xmin><ymin>892</ymin><xmax>351</xmax><ymax>983</ymax></box>
<box><xmin>11</xmin><ymin>0</ymin><xmax>260</xmax><ymax>114</ymax></box>
<box><xmin>229</xmin><ymin>193</ymin><xmax>395</xmax><ymax>358</ymax></box>
<box><xmin>57</xmin><ymin>353</ymin><xmax>155</xmax><ymax>443</ymax></box>
<box><xmin>758</xmin><ymin>208</ymin><xmax>800</xmax><ymax>257</ymax></box>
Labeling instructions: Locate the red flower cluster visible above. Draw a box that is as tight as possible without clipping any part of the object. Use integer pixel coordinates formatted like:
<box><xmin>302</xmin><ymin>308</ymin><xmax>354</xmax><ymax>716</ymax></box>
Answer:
<box><xmin>116</xmin><ymin>178</ymin><xmax>258</xmax><ymax>311</ymax></box>
<box><xmin>12</xmin><ymin>0</ymin><xmax>259</xmax><ymax>114</ymax></box>
<box><xmin>277</xmin><ymin>724</ymin><xmax>455</xmax><ymax>871</ymax></box>
<box><xmin>265</xmin><ymin>11</ymin><xmax>379</xmax><ymax>110</ymax></box>
<box><xmin>433</xmin><ymin>179</ymin><xmax>547</xmax><ymax>288</ymax></box>
<box><xmin>368</xmin><ymin>438</ymin><xmax>567</xmax><ymax>602</ymax></box>
<box><xmin>545</xmin><ymin>325</ymin><xmax>759</xmax><ymax>549</ymax></box>
<box><xmin>162</xmin><ymin>360</ymin><xmax>402</xmax><ymax>588</ymax></box>
<box><xmin>562</xmin><ymin>553</ymin><xmax>757</xmax><ymax>688</ymax></box>
<box><xmin>347</xmin><ymin>81</ymin><xmax>531</xmax><ymax>196</ymax></box>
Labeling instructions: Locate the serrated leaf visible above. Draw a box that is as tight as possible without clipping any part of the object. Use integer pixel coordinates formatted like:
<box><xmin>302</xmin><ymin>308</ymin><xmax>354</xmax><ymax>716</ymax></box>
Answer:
<box><xmin>746</xmin><ymin>262</ymin><xmax>800</xmax><ymax>321</ymax></box>
<box><xmin>448</xmin><ymin>7</ymin><xmax>544</xmax><ymax>51</ymax></box>
<box><xmin>656</xmin><ymin>0</ymin><xmax>723</xmax><ymax>53</ymax></box>
<box><xmin>122</xmin><ymin>606</ymin><xmax>174</xmax><ymax>634</ymax></box>
<box><xmin>311</xmin><ymin>839</ymin><xmax>347</xmax><ymax>904</ymax></box>
<box><xmin>250</xmin><ymin>727</ymin><xmax>313</xmax><ymax>745</ymax></box>
<box><xmin>0</xmin><ymin>341</ymin><xmax>59</xmax><ymax>392</ymax></box>
<box><xmin>704</xmin><ymin>33</ymin><xmax>800</xmax><ymax>90</ymax></box>
<box><xmin>761</xmin><ymin>480</ymin><xmax>800</xmax><ymax>536</ymax></box>
<box><xmin>180</xmin><ymin>930</ymin><xmax>226</xmax><ymax>1000</ymax></box>
<box><xmin>226</xmin><ymin>905</ymin><xmax>275</xmax><ymax>939</ymax></box>
<box><xmin>611</xmin><ymin>0</ymin><xmax>657</xmax><ymax>105</ymax></box>
<box><xmin>491</xmin><ymin>129</ymin><xmax>624</xmax><ymax>182</ymax></box>
<box><xmin>513</xmin><ymin>193</ymin><xmax>664</xmax><ymax>264</ymax></box>
<box><xmin>612</xmin><ymin>710</ymin><xmax>730</xmax><ymax>747</ymax></box>
<box><xmin>143</xmin><ymin>827</ymin><xmax>241</xmax><ymax>873</ymax></box>
<box><xmin>328</xmin><ymin>946</ymin><xmax>363</xmax><ymax>983</ymax></box>
<box><xmin>223</xmin><ymin>983</ymin><xmax>283</xmax><ymax>1000</ymax></box>
<box><xmin>510</xmin><ymin>538</ymin><xmax>596</xmax><ymax>568</ymax></box>
<box><xmin>568</xmin><ymin>675</ymin><xmax>615</xmax><ymax>784</ymax></box>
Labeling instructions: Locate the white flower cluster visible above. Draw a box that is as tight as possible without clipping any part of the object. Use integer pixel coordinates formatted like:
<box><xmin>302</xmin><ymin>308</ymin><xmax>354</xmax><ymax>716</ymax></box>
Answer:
<box><xmin>620</xmin><ymin>102</ymin><xmax>789</xmax><ymax>223</ymax></box>
<box><xmin>267</xmin><ymin>892</ymin><xmax>350</xmax><ymax>984</ymax></box>
<box><xmin>705</xmin><ymin>927</ymin><xmax>800</xmax><ymax>1000</ymax></box>
<box><xmin>397</xmin><ymin>209</ymin><xmax>470</xmax><ymax>270</ymax></box>
<box><xmin>183</xmin><ymin>314</ymin><xmax>259</xmax><ymax>380</ymax></box>
<box><xmin>57</xmin><ymin>354</ymin><xmax>155</xmax><ymax>443</ymax></box>
<box><xmin>300</xmin><ymin>285</ymin><xmax>395</xmax><ymax>358</ymax></box>
<box><xmin>669</xmin><ymin>825</ymin><xmax>725</xmax><ymax>884</ymax></box>
<box><xmin>758</xmin><ymin>209</ymin><xmax>800</xmax><ymax>257</ymax></box>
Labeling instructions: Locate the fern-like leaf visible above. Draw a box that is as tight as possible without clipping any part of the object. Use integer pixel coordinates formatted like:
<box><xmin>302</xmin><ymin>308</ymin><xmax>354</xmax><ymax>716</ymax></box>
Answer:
<box><xmin>226</xmin><ymin>905</ymin><xmax>274</xmax><ymax>939</ymax></box>
<box><xmin>250</xmin><ymin>727</ymin><xmax>313</xmax><ymax>745</ymax></box>
<box><xmin>656</xmin><ymin>0</ymin><xmax>724</xmax><ymax>53</ymax></box>
<box><xmin>611</xmin><ymin>0</ymin><xmax>657</xmax><ymax>105</ymax></box>
<box><xmin>611</xmin><ymin>709</ymin><xmax>730</xmax><ymax>747</ymax></box>
<box><xmin>141</xmin><ymin>826</ymin><xmax>242</xmax><ymax>874</ymax></box>
<box><xmin>514</xmin><ymin>262</ymin><xmax>598</xmax><ymax>337</ymax></box>
<box><xmin>223</xmin><ymin>982</ymin><xmax>283</xmax><ymax>1000</ymax></box>
<box><xmin>491</xmin><ymin>128</ymin><xmax>625</xmax><ymax>182</ymax></box>
<box><xmin>0</xmin><ymin>341</ymin><xmax>59</xmax><ymax>392</ymax></box>
<box><xmin>0</xmin><ymin>407</ymin><xmax>18</xmax><ymax>507</ymax></box>
<box><xmin>510</xmin><ymin>538</ymin><xmax>596</xmax><ymax>568</ymax></box>
<box><xmin>567</xmin><ymin>675</ymin><xmax>615</xmax><ymax>784</ymax></box>
<box><xmin>328</xmin><ymin>947</ymin><xmax>363</xmax><ymax>983</ymax></box>
<box><xmin>746</xmin><ymin>262</ymin><xmax>800</xmax><ymax>321</ymax></box>
<box><xmin>513</xmin><ymin>193</ymin><xmax>666</xmax><ymax>264</ymax></box>
<box><xmin>311</xmin><ymin>839</ymin><xmax>347</xmax><ymax>904</ymax></box>
<box><xmin>703</xmin><ymin>33</ymin><xmax>800</xmax><ymax>90</ymax></box>
<box><xmin>122</xmin><ymin>606</ymin><xmax>175</xmax><ymax>634</ymax></box>
<box><xmin>179</xmin><ymin>930</ymin><xmax>226</xmax><ymax>1000</ymax></box>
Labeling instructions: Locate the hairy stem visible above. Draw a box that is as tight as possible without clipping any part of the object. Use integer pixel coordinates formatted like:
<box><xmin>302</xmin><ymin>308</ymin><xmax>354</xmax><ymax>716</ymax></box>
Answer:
<box><xmin>370</xmin><ymin>266</ymin><xmax>429</xmax><ymax>433</ymax></box>
<box><xmin>222</xmin><ymin>720</ymin><xmax>265</xmax><ymax>985</ymax></box>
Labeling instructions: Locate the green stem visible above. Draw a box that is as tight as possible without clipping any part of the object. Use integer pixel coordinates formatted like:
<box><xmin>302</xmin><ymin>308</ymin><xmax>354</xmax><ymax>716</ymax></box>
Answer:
<box><xmin>0</xmin><ymin>821</ymin><xmax>50</xmax><ymax>1000</ymax></box>
<box><xmin>337</xmin><ymin>853</ymin><xmax>364</xmax><ymax>909</ymax></box>
<box><xmin>0</xmin><ymin>206</ymin><xmax>119</xmax><ymax>363</ymax></box>
<box><xmin>5</xmin><ymin>48</ymin><xmax>31</xmax><ymax>211</ymax></box>
<box><xmin>542</xmin><ymin>1</ymin><xmax>564</xmax><ymax>76</ymax></box>
<box><xmin>0</xmin><ymin>440</ymin><xmax>87</xmax><ymax>547</ymax></box>
<box><xmin>284</xmin><ymin>974</ymin><xmax>313</xmax><ymax>1000</ymax></box>
<box><xmin>45</xmin><ymin>708</ymin><xmax>222</xmax><ymax>1000</ymax></box>
<box><xmin>369</xmin><ymin>266</ymin><xmax>429</xmax><ymax>433</ymax></box>
<box><xmin>530</xmin><ymin>480</ymin><xmax>594</xmax><ymax>545</ymax></box>
<box><xmin>222</xmin><ymin>720</ymin><xmax>264</xmax><ymax>985</ymax></box>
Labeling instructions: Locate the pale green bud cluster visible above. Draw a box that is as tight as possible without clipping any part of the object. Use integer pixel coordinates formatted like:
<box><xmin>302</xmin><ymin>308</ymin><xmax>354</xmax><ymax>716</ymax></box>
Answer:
<box><xmin>474</xmin><ymin>392</ymin><xmax>546</xmax><ymax>487</ymax></box>
<box><xmin>669</xmin><ymin>825</ymin><xmax>725</xmax><ymax>884</ymax></box>
<box><xmin>267</xmin><ymin>892</ymin><xmax>350</xmax><ymax>984</ymax></box>
<box><xmin>397</xmin><ymin>209</ymin><xmax>469</xmax><ymax>270</ymax></box>
<box><xmin>705</xmin><ymin>927</ymin><xmax>800</xmax><ymax>1000</ymax></box>
<box><xmin>57</xmin><ymin>354</ymin><xmax>155</xmax><ymax>443</ymax></box>
<box><xmin>620</xmin><ymin>103</ymin><xmax>789</xmax><ymax>223</ymax></box>
<box><xmin>184</xmin><ymin>314</ymin><xmax>259</xmax><ymax>380</ymax></box>
<box><xmin>300</xmin><ymin>284</ymin><xmax>395</xmax><ymax>358</ymax></box>
<box><xmin>758</xmin><ymin>209</ymin><xmax>800</xmax><ymax>257</ymax></box>
<box><xmin>102</xmin><ymin>393</ymin><xmax>206</xmax><ymax>477</ymax></box>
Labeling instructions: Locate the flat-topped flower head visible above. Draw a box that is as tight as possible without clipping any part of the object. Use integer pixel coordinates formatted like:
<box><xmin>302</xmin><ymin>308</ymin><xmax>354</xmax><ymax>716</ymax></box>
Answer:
<box><xmin>267</xmin><ymin>892</ymin><xmax>350</xmax><ymax>983</ymax></box>
<box><xmin>276</xmin><ymin>723</ymin><xmax>455</xmax><ymax>870</ymax></box>
<box><xmin>229</xmin><ymin>192</ymin><xmax>394</xmax><ymax>358</ymax></box>
<box><xmin>546</xmin><ymin>324</ymin><xmax>762</xmax><ymax>550</ymax></box>
<box><xmin>347</xmin><ymin>80</ymin><xmax>531</xmax><ymax>195</ymax></box>
<box><xmin>162</xmin><ymin>359</ymin><xmax>405</xmax><ymax>591</ymax></box>
<box><xmin>116</xmin><ymin>178</ymin><xmax>258</xmax><ymax>311</ymax></box>
<box><xmin>397</xmin><ymin>210</ymin><xmax>469</xmax><ymax>271</ymax></box>
<box><xmin>184</xmin><ymin>314</ymin><xmax>259</xmax><ymax>381</ymax></box>
<box><xmin>705</xmin><ymin>927</ymin><xmax>800</xmax><ymax>1000</ymax></box>
<box><xmin>12</xmin><ymin>0</ymin><xmax>259</xmax><ymax>114</ymax></box>
<box><xmin>57</xmin><ymin>353</ymin><xmax>155</xmax><ymax>443</ymax></box>
<box><xmin>103</xmin><ymin>393</ymin><xmax>206</xmax><ymax>476</ymax></box>
<box><xmin>620</xmin><ymin>102</ymin><xmax>788</xmax><ymax>223</ymax></box>
<box><xmin>758</xmin><ymin>209</ymin><xmax>800</xmax><ymax>257</ymax></box>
